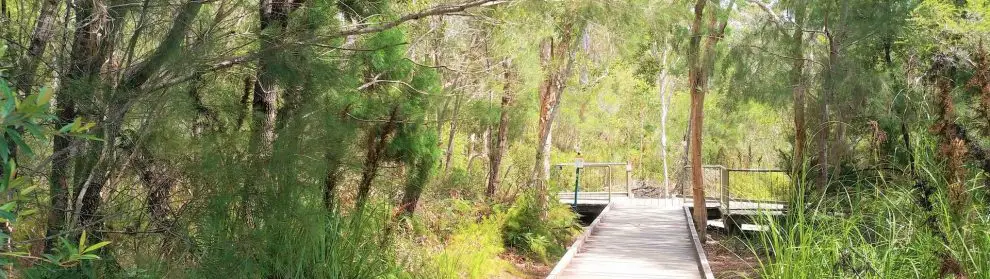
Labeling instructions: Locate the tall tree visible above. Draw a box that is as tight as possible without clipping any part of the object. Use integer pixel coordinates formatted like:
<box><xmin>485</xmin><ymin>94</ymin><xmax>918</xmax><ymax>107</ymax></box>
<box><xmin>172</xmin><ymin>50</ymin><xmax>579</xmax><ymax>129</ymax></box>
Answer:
<box><xmin>527</xmin><ymin>16</ymin><xmax>585</xmax><ymax>217</ymax></box>
<box><xmin>686</xmin><ymin>0</ymin><xmax>728</xmax><ymax>240</ymax></box>
<box><xmin>789</xmin><ymin>0</ymin><xmax>808</xmax><ymax>182</ymax></box>
<box><xmin>486</xmin><ymin>58</ymin><xmax>514</xmax><ymax>199</ymax></box>
<box><xmin>46</xmin><ymin>0</ymin><xmax>109</xmax><ymax>250</ymax></box>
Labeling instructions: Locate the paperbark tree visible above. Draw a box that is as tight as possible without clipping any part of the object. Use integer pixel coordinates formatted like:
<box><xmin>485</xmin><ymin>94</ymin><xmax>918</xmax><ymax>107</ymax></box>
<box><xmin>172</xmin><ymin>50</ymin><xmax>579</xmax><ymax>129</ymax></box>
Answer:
<box><xmin>527</xmin><ymin>17</ymin><xmax>585</xmax><ymax>217</ymax></box>
<box><xmin>656</xmin><ymin>45</ymin><xmax>672</xmax><ymax>199</ymax></box>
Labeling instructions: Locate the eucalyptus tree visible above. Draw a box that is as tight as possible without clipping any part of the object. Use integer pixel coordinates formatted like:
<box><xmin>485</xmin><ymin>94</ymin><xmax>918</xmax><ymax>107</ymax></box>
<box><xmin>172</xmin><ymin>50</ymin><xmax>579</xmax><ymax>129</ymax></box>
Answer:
<box><xmin>686</xmin><ymin>0</ymin><xmax>730</xmax><ymax>239</ymax></box>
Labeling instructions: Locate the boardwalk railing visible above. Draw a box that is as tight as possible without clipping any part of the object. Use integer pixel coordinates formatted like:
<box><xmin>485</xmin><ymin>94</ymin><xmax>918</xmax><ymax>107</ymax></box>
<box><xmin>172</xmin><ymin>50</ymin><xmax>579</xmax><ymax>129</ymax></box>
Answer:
<box><xmin>676</xmin><ymin>165</ymin><xmax>789</xmax><ymax>215</ymax></box>
<box><xmin>551</xmin><ymin>162</ymin><xmax>632</xmax><ymax>206</ymax></box>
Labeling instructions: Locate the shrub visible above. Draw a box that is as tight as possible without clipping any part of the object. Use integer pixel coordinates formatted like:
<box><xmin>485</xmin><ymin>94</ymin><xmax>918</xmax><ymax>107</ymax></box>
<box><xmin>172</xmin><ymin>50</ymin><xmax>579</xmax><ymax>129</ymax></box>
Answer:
<box><xmin>502</xmin><ymin>193</ymin><xmax>580</xmax><ymax>263</ymax></box>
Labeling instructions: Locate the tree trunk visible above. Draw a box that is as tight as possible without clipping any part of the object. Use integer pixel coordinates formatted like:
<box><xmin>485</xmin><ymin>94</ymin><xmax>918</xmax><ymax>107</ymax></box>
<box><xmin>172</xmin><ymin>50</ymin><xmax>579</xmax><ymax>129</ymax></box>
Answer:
<box><xmin>657</xmin><ymin>45</ymin><xmax>671</xmax><ymax>199</ymax></box>
<box><xmin>323</xmin><ymin>149</ymin><xmax>345</xmax><ymax>210</ymax></box>
<box><xmin>74</xmin><ymin>0</ymin><xmax>202</xmax><ymax>231</ymax></box>
<box><xmin>817</xmin><ymin>11</ymin><xmax>839</xmax><ymax>192</ymax></box>
<box><xmin>399</xmin><ymin>155</ymin><xmax>436</xmax><ymax>216</ymax></box>
<box><xmin>356</xmin><ymin>107</ymin><xmax>399</xmax><ymax>209</ymax></box>
<box><xmin>527</xmin><ymin>18</ymin><xmax>583</xmax><ymax>218</ymax></box>
<box><xmin>251</xmin><ymin>18</ymin><xmax>281</xmax><ymax>161</ymax></box>
<box><xmin>790</xmin><ymin>0</ymin><xmax>808</xmax><ymax>184</ymax></box>
<box><xmin>47</xmin><ymin>0</ymin><xmax>109</xmax><ymax>251</ymax></box>
<box><xmin>443</xmin><ymin>93</ymin><xmax>463</xmax><ymax>174</ymax></box>
<box><xmin>686</xmin><ymin>0</ymin><xmax>708</xmax><ymax>240</ymax></box>
<box><xmin>14</xmin><ymin>0</ymin><xmax>60</xmax><ymax>95</ymax></box>
<box><xmin>486</xmin><ymin>59</ymin><xmax>513</xmax><ymax>199</ymax></box>
<box><xmin>687</xmin><ymin>0</ymin><xmax>728</xmax><ymax>241</ymax></box>
<box><xmin>135</xmin><ymin>150</ymin><xmax>176</xmax><ymax>230</ymax></box>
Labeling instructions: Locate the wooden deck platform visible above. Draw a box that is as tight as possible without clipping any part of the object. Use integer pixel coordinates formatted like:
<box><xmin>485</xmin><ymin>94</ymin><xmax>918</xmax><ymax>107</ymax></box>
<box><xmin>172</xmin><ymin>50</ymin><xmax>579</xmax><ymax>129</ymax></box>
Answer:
<box><xmin>549</xmin><ymin>198</ymin><xmax>710</xmax><ymax>279</ymax></box>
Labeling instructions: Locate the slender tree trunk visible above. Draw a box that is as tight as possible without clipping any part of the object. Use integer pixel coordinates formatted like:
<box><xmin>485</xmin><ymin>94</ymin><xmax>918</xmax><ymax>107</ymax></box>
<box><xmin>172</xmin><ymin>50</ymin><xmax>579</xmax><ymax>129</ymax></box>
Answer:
<box><xmin>817</xmin><ymin>11</ymin><xmax>839</xmax><ymax>192</ymax></box>
<box><xmin>686</xmin><ymin>0</ymin><xmax>708</xmax><ymax>240</ymax></box>
<box><xmin>486</xmin><ymin>59</ymin><xmax>513</xmax><ymax>199</ymax></box>
<box><xmin>74</xmin><ymin>0</ymin><xmax>202</xmax><ymax>231</ymax></box>
<box><xmin>241</xmin><ymin>0</ymin><xmax>301</xmax><ymax>216</ymax></box>
<box><xmin>135</xmin><ymin>150</ymin><xmax>176</xmax><ymax>230</ymax></box>
<box><xmin>356</xmin><ymin>107</ymin><xmax>399</xmax><ymax>209</ymax></box>
<box><xmin>790</xmin><ymin>0</ymin><xmax>808</xmax><ymax>184</ymax></box>
<box><xmin>399</xmin><ymin>155</ymin><xmax>436</xmax><ymax>215</ymax></box>
<box><xmin>322</xmin><ymin>142</ymin><xmax>347</xmax><ymax>209</ymax></box>
<box><xmin>251</xmin><ymin>12</ymin><xmax>281</xmax><ymax>161</ymax></box>
<box><xmin>443</xmin><ymin>93</ymin><xmax>463</xmax><ymax>174</ymax></box>
<box><xmin>46</xmin><ymin>0</ymin><xmax>108</xmax><ymax>251</ymax></box>
<box><xmin>657</xmin><ymin>46</ymin><xmax>672</xmax><ymax>199</ymax></box>
<box><xmin>687</xmin><ymin>0</ymin><xmax>728</xmax><ymax>241</ymax></box>
<box><xmin>14</xmin><ymin>0</ymin><xmax>60</xmax><ymax>95</ymax></box>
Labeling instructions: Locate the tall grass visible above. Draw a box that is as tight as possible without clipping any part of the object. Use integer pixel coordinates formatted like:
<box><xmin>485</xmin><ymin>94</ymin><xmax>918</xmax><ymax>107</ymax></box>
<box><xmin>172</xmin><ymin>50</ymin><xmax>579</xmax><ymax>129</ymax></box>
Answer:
<box><xmin>753</xmin><ymin>138</ymin><xmax>990</xmax><ymax>278</ymax></box>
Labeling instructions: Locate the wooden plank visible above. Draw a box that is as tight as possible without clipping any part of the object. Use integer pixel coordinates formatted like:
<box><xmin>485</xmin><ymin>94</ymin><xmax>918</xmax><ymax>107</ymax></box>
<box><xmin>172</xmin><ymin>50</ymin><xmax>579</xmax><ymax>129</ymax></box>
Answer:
<box><xmin>550</xmin><ymin>199</ymin><xmax>707</xmax><ymax>279</ymax></box>
<box><xmin>546</xmin><ymin>202</ymin><xmax>613</xmax><ymax>278</ymax></box>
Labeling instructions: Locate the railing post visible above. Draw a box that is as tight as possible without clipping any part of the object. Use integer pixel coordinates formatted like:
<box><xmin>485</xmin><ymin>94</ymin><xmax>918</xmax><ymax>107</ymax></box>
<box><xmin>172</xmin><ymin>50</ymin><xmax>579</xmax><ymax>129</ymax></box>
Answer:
<box><xmin>626</xmin><ymin>163</ymin><xmax>633</xmax><ymax>198</ymax></box>
<box><xmin>606</xmin><ymin>167</ymin><xmax>611</xmax><ymax>202</ymax></box>
<box><xmin>720</xmin><ymin>167</ymin><xmax>730</xmax><ymax>216</ymax></box>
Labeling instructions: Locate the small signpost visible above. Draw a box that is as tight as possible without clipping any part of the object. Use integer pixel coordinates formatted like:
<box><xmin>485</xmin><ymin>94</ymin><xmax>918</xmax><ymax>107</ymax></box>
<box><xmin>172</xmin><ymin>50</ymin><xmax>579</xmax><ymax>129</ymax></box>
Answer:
<box><xmin>573</xmin><ymin>156</ymin><xmax>584</xmax><ymax>207</ymax></box>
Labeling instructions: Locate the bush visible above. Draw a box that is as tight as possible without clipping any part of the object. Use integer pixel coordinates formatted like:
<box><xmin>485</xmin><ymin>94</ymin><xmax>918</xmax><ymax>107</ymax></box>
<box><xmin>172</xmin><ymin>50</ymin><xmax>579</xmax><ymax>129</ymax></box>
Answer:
<box><xmin>416</xmin><ymin>214</ymin><xmax>509</xmax><ymax>279</ymax></box>
<box><xmin>502</xmin><ymin>193</ymin><xmax>580</xmax><ymax>263</ymax></box>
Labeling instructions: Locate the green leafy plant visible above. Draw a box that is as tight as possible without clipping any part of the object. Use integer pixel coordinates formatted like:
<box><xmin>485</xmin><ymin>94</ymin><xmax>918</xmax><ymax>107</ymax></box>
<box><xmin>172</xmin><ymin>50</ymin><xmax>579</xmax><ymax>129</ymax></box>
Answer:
<box><xmin>0</xmin><ymin>72</ymin><xmax>101</xmax><ymax>277</ymax></box>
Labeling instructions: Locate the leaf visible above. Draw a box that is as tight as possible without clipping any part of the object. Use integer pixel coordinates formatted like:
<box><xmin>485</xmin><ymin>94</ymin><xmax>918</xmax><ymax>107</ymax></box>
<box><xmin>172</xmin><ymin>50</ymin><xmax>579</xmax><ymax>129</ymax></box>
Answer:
<box><xmin>0</xmin><ymin>138</ymin><xmax>8</xmax><ymax>163</ymax></box>
<box><xmin>77</xmin><ymin>254</ymin><xmax>101</xmax><ymax>260</ymax></box>
<box><xmin>1</xmin><ymin>160</ymin><xmax>13</xmax><ymax>191</ymax></box>
<box><xmin>37</xmin><ymin>87</ymin><xmax>53</xmax><ymax>106</ymax></box>
<box><xmin>2</xmin><ymin>90</ymin><xmax>14</xmax><ymax>117</ymax></box>
<box><xmin>0</xmin><ymin>210</ymin><xmax>14</xmax><ymax>222</ymax></box>
<box><xmin>24</xmin><ymin>122</ymin><xmax>43</xmax><ymax>138</ymax></box>
<box><xmin>82</xmin><ymin>241</ymin><xmax>111</xmax><ymax>254</ymax></box>
<box><xmin>79</xmin><ymin>230</ymin><xmax>87</xmax><ymax>252</ymax></box>
<box><xmin>19</xmin><ymin>185</ymin><xmax>37</xmax><ymax>196</ymax></box>
<box><xmin>17</xmin><ymin>208</ymin><xmax>37</xmax><ymax>217</ymax></box>
<box><xmin>5</xmin><ymin>129</ymin><xmax>33</xmax><ymax>157</ymax></box>
<box><xmin>57</xmin><ymin>123</ymin><xmax>73</xmax><ymax>134</ymax></box>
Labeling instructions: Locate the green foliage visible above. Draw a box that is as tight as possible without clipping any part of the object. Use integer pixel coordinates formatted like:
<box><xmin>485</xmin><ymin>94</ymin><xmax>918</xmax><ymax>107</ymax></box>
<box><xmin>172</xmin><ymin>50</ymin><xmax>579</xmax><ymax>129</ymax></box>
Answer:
<box><xmin>22</xmin><ymin>231</ymin><xmax>113</xmax><ymax>278</ymax></box>
<box><xmin>502</xmin><ymin>193</ymin><xmax>580</xmax><ymax>263</ymax></box>
<box><xmin>414</xmin><ymin>213</ymin><xmax>509</xmax><ymax>279</ymax></box>
<box><xmin>0</xmin><ymin>75</ymin><xmax>101</xmax><ymax>278</ymax></box>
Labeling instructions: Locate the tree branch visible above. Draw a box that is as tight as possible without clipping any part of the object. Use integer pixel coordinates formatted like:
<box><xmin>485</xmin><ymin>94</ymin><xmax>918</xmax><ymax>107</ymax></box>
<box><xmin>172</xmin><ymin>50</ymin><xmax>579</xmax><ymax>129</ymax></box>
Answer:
<box><xmin>331</xmin><ymin>0</ymin><xmax>506</xmax><ymax>38</ymax></box>
<box><xmin>745</xmin><ymin>0</ymin><xmax>786</xmax><ymax>35</ymax></box>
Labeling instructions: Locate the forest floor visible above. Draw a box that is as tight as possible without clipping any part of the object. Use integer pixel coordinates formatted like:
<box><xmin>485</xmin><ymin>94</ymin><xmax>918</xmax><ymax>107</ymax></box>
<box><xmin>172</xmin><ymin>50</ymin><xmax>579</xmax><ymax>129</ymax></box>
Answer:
<box><xmin>501</xmin><ymin>251</ymin><xmax>551</xmax><ymax>278</ymax></box>
<box><xmin>703</xmin><ymin>229</ymin><xmax>762</xmax><ymax>279</ymax></box>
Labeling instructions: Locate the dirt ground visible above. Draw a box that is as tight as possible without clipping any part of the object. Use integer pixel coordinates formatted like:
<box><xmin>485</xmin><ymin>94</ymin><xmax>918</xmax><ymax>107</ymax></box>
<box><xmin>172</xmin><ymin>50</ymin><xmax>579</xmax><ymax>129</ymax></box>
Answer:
<box><xmin>702</xmin><ymin>229</ymin><xmax>763</xmax><ymax>279</ymax></box>
<box><xmin>501</xmin><ymin>251</ymin><xmax>551</xmax><ymax>278</ymax></box>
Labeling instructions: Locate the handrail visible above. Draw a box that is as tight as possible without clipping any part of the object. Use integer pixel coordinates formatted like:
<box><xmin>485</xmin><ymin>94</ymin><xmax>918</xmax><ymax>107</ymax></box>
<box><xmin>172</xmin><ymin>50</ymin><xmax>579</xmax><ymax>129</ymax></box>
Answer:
<box><xmin>680</xmin><ymin>165</ymin><xmax>787</xmax><ymax>216</ymax></box>
<box><xmin>554</xmin><ymin>162</ymin><xmax>631</xmax><ymax>206</ymax></box>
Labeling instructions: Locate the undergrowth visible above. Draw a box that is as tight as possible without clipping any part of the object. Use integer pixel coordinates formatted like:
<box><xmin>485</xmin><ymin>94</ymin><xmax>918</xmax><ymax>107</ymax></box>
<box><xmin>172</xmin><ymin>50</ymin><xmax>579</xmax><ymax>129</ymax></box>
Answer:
<box><xmin>754</xmin><ymin>138</ymin><xmax>990</xmax><ymax>278</ymax></box>
<box><xmin>503</xmin><ymin>194</ymin><xmax>581</xmax><ymax>264</ymax></box>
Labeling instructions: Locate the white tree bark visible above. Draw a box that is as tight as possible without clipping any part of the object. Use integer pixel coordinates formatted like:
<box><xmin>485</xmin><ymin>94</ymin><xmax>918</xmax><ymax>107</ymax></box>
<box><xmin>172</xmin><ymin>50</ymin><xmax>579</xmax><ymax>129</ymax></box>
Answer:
<box><xmin>658</xmin><ymin>46</ymin><xmax>672</xmax><ymax>199</ymax></box>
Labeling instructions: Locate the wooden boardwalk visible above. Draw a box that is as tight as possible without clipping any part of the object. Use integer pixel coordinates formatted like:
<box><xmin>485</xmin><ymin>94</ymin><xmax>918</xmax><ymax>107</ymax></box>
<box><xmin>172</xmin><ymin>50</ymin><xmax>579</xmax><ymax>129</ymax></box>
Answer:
<box><xmin>550</xmin><ymin>198</ymin><xmax>709</xmax><ymax>279</ymax></box>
